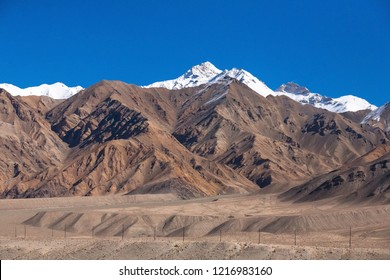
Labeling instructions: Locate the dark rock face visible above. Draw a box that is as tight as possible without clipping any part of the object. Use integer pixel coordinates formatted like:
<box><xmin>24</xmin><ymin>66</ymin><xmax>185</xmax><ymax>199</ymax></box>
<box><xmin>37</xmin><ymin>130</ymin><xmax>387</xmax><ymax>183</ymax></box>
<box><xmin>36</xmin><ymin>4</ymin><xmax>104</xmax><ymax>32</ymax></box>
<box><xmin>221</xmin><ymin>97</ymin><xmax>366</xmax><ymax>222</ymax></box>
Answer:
<box><xmin>302</xmin><ymin>114</ymin><xmax>341</xmax><ymax>136</ymax></box>
<box><xmin>59</xmin><ymin>99</ymin><xmax>149</xmax><ymax>148</ymax></box>
<box><xmin>280</xmin><ymin>146</ymin><xmax>390</xmax><ymax>204</ymax></box>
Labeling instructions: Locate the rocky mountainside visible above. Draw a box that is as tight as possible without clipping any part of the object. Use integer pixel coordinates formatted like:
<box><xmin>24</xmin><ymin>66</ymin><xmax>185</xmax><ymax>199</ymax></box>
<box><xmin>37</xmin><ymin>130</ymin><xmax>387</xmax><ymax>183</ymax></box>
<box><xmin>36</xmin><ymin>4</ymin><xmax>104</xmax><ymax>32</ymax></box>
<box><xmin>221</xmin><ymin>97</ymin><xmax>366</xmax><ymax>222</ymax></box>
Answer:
<box><xmin>0</xmin><ymin>79</ymin><xmax>388</xmax><ymax>201</ymax></box>
<box><xmin>0</xmin><ymin>89</ymin><xmax>69</xmax><ymax>197</ymax></box>
<box><xmin>280</xmin><ymin>145</ymin><xmax>390</xmax><ymax>204</ymax></box>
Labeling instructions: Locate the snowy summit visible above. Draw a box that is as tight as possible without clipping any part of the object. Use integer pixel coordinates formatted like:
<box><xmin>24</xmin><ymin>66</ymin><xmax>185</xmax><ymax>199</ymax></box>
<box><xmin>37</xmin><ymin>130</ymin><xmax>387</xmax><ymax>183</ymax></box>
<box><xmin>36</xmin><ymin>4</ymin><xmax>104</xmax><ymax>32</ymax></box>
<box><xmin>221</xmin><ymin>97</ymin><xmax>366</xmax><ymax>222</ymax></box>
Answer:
<box><xmin>0</xmin><ymin>82</ymin><xmax>83</xmax><ymax>99</ymax></box>
<box><xmin>146</xmin><ymin>62</ymin><xmax>377</xmax><ymax>113</ymax></box>
<box><xmin>275</xmin><ymin>82</ymin><xmax>377</xmax><ymax>113</ymax></box>
<box><xmin>145</xmin><ymin>61</ymin><xmax>274</xmax><ymax>97</ymax></box>
<box><xmin>146</xmin><ymin>62</ymin><xmax>221</xmax><ymax>90</ymax></box>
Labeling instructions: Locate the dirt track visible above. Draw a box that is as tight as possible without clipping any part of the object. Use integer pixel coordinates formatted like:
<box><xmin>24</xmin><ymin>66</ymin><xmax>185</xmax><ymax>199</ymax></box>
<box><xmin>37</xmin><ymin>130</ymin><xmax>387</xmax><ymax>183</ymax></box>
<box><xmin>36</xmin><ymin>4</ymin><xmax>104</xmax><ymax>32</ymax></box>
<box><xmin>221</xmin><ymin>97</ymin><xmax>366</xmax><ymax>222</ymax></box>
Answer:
<box><xmin>1</xmin><ymin>238</ymin><xmax>390</xmax><ymax>260</ymax></box>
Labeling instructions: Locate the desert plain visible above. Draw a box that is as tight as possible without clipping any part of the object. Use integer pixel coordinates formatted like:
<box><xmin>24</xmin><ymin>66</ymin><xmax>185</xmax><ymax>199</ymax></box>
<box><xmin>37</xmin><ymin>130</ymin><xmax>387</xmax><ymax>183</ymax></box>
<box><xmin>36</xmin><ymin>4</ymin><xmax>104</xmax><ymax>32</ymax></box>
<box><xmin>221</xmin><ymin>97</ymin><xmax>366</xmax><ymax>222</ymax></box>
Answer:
<box><xmin>1</xmin><ymin>192</ymin><xmax>389</xmax><ymax>260</ymax></box>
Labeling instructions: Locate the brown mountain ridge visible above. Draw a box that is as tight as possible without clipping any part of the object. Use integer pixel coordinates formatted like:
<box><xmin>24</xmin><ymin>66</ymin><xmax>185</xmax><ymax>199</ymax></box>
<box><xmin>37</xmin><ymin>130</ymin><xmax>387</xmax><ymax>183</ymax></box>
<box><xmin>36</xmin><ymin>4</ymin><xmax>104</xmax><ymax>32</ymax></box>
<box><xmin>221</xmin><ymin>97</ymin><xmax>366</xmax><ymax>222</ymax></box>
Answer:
<box><xmin>0</xmin><ymin>79</ymin><xmax>388</xmax><ymax>201</ymax></box>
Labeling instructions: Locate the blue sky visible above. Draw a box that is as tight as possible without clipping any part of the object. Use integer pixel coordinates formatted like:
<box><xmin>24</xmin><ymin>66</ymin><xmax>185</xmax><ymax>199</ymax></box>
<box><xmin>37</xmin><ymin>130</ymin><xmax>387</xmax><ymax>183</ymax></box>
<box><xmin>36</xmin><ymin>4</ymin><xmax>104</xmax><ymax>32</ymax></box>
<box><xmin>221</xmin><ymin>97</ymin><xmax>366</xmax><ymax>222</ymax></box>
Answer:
<box><xmin>0</xmin><ymin>0</ymin><xmax>389</xmax><ymax>106</ymax></box>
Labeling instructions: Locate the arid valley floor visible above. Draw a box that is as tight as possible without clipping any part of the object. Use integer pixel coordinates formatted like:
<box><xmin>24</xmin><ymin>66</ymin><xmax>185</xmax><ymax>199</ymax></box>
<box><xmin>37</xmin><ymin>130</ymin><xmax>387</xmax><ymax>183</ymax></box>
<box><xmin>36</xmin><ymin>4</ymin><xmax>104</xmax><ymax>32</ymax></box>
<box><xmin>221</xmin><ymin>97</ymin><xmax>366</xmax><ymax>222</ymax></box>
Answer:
<box><xmin>1</xmin><ymin>193</ymin><xmax>389</xmax><ymax>259</ymax></box>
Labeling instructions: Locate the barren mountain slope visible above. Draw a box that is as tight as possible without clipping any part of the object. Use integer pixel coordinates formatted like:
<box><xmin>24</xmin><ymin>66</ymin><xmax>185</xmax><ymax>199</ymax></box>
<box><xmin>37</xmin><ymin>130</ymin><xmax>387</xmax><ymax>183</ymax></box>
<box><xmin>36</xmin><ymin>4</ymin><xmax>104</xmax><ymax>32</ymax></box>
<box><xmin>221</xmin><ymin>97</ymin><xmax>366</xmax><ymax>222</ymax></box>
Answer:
<box><xmin>0</xmin><ymin>90</ymin><xmax>69</xmax><ymax>197</ymax></box>
<box><xmin>15</xmin><ymin>95</ymin><xmax>63</xmax><ymax>117</ymax></box>
<box><xmin>11</xmin><ymin>81</ymin><xmax>259</xmax><ymax>198</ymax></box>
<box><xmin>340</xmin><ymin>109</ymin><xmax>371</xmax><ymax>124</ymax></box>
<box><xmin>280</xmin><ymin>145</ymin><xmax>390</xmax><ymax>204</ymax></box>
<box><xmin>171</xmin><ymin>79</ymin><xmax>386</xmax><ymax>188</ymax></box>
<box><xmin>0</xmin><ymin>80</ymin><xmax>388</xmax><ymax>199</ymax></box>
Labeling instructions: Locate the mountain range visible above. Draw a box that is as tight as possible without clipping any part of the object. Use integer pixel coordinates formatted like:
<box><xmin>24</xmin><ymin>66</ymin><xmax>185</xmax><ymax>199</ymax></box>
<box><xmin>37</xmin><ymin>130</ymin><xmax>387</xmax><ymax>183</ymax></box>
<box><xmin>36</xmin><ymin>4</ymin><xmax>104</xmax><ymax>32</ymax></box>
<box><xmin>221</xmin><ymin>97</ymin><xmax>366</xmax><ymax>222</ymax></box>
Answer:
<box><xmin>145</xmin><ymin>62</ymin><xmax>378</xmax><ymax>113</ymax></box>
<box><xmin>0</xmin><ymin>62</ymin><xmax>389</xmax><ymax>203</ymax></box>
<box><xmin>0</xmin><ymin>62</ymin><xmax>380</xmax><ymax>113</ymax></box>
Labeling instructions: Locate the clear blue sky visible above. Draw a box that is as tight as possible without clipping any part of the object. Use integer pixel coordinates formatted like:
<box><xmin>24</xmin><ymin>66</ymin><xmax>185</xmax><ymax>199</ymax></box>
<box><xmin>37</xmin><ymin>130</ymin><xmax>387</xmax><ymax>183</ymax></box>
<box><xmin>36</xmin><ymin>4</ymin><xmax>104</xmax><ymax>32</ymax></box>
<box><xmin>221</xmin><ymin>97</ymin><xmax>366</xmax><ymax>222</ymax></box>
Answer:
<box><xmin>0</xmin><ymin>0</ymin><xmax>389</xmax><ymax>106</ymax></box>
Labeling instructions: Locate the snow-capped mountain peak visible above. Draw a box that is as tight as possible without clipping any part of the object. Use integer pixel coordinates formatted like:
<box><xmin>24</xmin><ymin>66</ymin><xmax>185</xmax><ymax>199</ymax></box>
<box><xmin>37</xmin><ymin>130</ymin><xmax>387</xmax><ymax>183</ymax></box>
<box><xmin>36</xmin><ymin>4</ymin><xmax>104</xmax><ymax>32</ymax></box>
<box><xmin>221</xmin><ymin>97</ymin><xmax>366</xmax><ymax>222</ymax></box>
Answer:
<box><xmin>147</xmin><ymin>62</ymin><xmax>378</xmax><ymax>113</ymax></box>
<box><xmin>185</xmin><ymin>61</ymin><xmax>221</xmax><ymax>78</ymax></box>
<box><xmin>275</xmin><ymin>82</ymin><xmax>377</xmax><ymax>113</ymax></box>
<box><xmin>276</xmin><ymin>82</ymin><xmax>310</xmax><ymax>96</ymax></box>
<box><xmin>146</xmin><ymin>61</ymin><xmax>222</xmax><ymax>90</ymax></box>
<box><xmin>0</xmin><ymin>82</ymin><xmax>83</xmax><ymax>99</ymax></box>
<box><xmin>209</xmin><ymin>68</ymin><xmax>274</xmax><ymax>97</ymax></box>
<box><xmin>145</xmin><ymin>62</ymin><xmax>274</xmax><ymax>96</ymax></box>
<box><xmin>333</xmin><ymin>95</ymin><xmax>377</xmax><ymax>112</ymax></box>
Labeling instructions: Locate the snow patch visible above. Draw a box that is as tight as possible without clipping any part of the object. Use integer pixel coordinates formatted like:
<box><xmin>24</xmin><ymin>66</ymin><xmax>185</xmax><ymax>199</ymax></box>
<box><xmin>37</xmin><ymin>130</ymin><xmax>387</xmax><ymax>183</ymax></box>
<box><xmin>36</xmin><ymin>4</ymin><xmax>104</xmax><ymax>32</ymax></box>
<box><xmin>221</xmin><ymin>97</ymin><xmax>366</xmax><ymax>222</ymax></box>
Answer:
<box><xmin>362</xmin><ymin>103</ymin><xmax>389</xmax><ymax>123</ymax></box>
<box><xmin>204</xmin><ymin>91</ymin><xmax>228</xmax><ymax>105</ymax></box>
